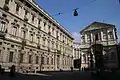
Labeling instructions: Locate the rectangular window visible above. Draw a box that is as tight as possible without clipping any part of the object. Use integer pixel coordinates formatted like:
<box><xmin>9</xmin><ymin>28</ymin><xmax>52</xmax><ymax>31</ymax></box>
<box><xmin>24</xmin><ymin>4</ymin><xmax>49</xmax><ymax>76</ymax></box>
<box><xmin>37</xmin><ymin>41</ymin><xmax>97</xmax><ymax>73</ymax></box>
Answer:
<box><xmin>9</xmin><ymin>52</ymin><xmax>13</xmax><ymax>62</ymax></box>
<box><xmin>62</xmin><ymin>59</ymin><xmax>64</xmax><ymax>66</ymax></box>
<box><xmin>38</xmin><ymin>19</ymin><xmax>41</xmax><ymax>30</ymax></box>
<box><xmin>44</xmin><ymin>22</ymin><xmax>46</xmax><ymax>27</ymax></box>
<box><xmin>103</xmin><ymin>31</ymin><xmax>107</xmax><ymax>40</ymax></box>
<box><xmin>52</xmin><ymin>28</ymin><xmax>54</xmax><ymax>33</ymax></box>
<box><xmin>38</xmin><ymin>19</ymin><xmax>41</xmax><ymax>25</ymax></box>
<box><xmin>48</xmin><ymin>25</ymin><xmax>50</xmax><ymax>31</ymax></box>
<box><xmin>52</xmin><ymin>43</ymin><xmax>54</xmax><ymax>49</ymax></box>
<box><xmin>29</xmin><ymin>55</ymin><xmax>32</xmax><ymax>63</ymax></box>
<box><xmin>21</xmin><ymin>29</ymin><xmax>24</xmax><ymax>38</ymax></box>
<box><xmin>95</xmin><ymin>34</ymin><xmax>99</xmax><ymax>41</ymax></box>
<box><xmin>108</xmin><ymin>32</ymin><xmax>113</xmax><ymax>39</ymax></box>
<box><xmin>48</xmin><ymin>41</ymin><xmax>50</xmax><ymax>47</ymax></box>
<box><xmin>43</xmin><ymin>22</ymin><xmax>46</xmax><ymax>30</ymax></box>
<box><xmin>47</xmin><ymin>57</ymin><xmax>49</xmax><ymax>65</ymax></box>
<box><xmin>51</xmin><ymin>58</ymin><xmax>53</xmax><ymax>65</ymax></box>
<box><xmin>24</xmin><ymin>10</ymin><xmax>28</xmax><ymax>21</ymax></box>
<box><xmin>0</xmin><ymin>50</ymin><xmax>1</xmax><ymax>59</ymax></box>
<box><xmin>43</xmin><ymin>38</ymin><xmax>45</xmax><ymax>45</ymax></box>
<box><xmin>0</xmin><ymin>22</ymin><xmax>5</xmax><ymax>32</ymax></box>
<box><xmin>36</xmin><ymin>56</ymin><xmax>39</xmax><ymax>64</ymax></box>
<box><xmin>87</xmin><ymin>35</ymin><xmax>90</xmax><ymax>42</ymax></box>
<box><xmin>12</xmin><ymin>27</ymin><xmax>17</xmax><ymax>36</ymax></box>
<box><xmin>32</xmin><ymin>15</ymin><xmax>35</xmax><ymax>23</ymax></box>
<box><xmin>41</xmin><ymin>57</ymin><xmax>44</xmax><ymax>64</ymax></box>
<box><xmin>16</xmin><ymin>4</ymin><xmax>19</xmax><ymax>14</ymax></box>
<box><xmin>37</xmin><ymin>37</ymin><xmax>40</xmax><ymax>44</ymax></box>
<box><xmin>30</xmin><ymin>34</ymin><xmax>33</xmax><ymax>41</ymax></box>
<box><xmin>0</xmin><ymin>42</ymin><xmax>2</xmax><ymax>45</ymax></box>
<box><xmin>20</xmin><ymin>53</ymin><xmax>23</xmax><ymax>63</ymax></box>
<box><xmin>25</xmin><ymin>10</ymin><xmax>28</xmax><ymax>16</ymax></box>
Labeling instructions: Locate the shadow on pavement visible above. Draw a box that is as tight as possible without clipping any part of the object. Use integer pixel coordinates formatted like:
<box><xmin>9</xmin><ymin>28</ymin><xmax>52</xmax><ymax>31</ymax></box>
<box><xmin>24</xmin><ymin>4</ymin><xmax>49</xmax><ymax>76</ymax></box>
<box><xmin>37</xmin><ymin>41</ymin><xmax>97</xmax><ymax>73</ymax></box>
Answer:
<box><xmin>0</xmin><ymin>72</ymin><xmax>49</xmax><ymax>80</ymax></box>
<box><xmin>91</xmin><ymin>71</ymin><xmax>120</xmax><ymax>80</ymax></box>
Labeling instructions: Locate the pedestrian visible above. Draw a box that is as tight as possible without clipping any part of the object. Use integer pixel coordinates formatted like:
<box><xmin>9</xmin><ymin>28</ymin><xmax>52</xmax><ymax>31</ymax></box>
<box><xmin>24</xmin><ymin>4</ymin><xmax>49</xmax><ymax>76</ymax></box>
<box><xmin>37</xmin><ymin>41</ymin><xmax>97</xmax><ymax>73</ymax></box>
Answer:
<box><xmin>81</xmin><ymin>67</ymin><xmax>83</xmax><ymax>71</ymax></box>
<box><xmin>0</xmin><ymin>65</ymin><xmax>5</xmax><ymax>75</ymax></box>
<box><xmin>84</xmin><ymin>67</ymin><xmax>85</xmax><ymax>72</ymax></box>
<box><xmin>70</xmin><ymin>67</ymin><xmax>73</xmax><ymax>72</ymax></box>
<box><xmin>59</xmin><ymin>69</ymin><xmax>62</xmax><ymax>72</ymax></box>
<box><xmin>9</xmin><ymin>65</ymin><xmax>16</xmax><ymax>77</ymax></box>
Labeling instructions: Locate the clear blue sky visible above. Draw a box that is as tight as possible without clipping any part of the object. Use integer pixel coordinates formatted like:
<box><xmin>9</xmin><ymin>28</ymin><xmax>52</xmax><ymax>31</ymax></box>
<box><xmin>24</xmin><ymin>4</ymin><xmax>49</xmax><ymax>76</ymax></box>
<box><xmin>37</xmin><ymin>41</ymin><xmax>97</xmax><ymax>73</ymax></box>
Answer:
<box><xmin>34</xmin><ymin>0</ymin><xmax>120</xmax><ymax>42</ymax></box>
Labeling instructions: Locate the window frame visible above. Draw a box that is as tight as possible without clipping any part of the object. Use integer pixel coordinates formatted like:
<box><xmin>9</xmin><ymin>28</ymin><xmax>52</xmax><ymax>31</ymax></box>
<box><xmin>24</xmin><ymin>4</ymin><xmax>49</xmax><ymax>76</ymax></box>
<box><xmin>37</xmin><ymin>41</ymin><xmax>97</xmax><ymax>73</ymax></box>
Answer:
<box><xmin>0</xmin><ymin>21</ymin><xmax>5</xmax><ymax>32</ymax></box>
<box><xmin>9</xmin><ymin>51</ymin><xmax>14</xmax><ymax>62</ymax></box>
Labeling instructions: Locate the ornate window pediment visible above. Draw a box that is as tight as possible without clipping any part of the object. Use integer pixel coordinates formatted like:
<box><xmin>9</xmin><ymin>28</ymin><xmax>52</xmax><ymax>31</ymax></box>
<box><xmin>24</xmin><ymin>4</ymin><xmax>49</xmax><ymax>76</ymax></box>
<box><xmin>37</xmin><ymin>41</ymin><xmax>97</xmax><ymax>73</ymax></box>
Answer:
<box><xmin>15</xmin><ymin>0</ymin><xmax>22</xmax><ymax>7</ymax></box>
<box><xmin>5</xmin><ymin>0</ymin><xmax>10</xmax><ymax>4</ymax></box>
<box><xmin>3</xmin><ymin>4</ymin><xmax>9</xmax><ymax>12</ymax></box>
<box><xmin>0</xmin><ymin>15</ymin><xmax>9</xmax><ymax>23</ymax></box>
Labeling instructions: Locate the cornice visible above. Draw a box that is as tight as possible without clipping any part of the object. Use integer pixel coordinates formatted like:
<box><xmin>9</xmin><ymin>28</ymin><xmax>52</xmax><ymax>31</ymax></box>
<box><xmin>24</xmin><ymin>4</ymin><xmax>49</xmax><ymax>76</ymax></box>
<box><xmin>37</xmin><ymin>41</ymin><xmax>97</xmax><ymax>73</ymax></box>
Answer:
<box><xmin>26</xmin><ymin>0</ymin><xmax>74</xmax><ymax>40</ymax></box>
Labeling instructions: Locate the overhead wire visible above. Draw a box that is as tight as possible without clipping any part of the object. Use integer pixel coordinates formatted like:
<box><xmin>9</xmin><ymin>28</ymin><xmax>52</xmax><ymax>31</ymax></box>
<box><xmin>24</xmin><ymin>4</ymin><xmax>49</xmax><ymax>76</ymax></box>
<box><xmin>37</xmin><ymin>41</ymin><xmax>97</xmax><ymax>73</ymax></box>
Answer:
<box><xmin>35</xmin><ymin>0</ymin><xmax>97</xmax><ymax>17</ymax></box>
<box><xmin>51</xmin><ymin>0</ymin><xmax>97</xmax><ymax>17</ymax></box>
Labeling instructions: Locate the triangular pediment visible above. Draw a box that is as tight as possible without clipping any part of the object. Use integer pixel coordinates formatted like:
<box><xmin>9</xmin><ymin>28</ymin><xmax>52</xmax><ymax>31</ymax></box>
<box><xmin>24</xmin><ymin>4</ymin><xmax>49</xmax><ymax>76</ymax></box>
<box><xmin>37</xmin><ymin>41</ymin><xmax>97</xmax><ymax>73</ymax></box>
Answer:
<box><xmin>80</xmin><ymin>22</ymin><xmax>115</xmax><ymax>33</ymax></box>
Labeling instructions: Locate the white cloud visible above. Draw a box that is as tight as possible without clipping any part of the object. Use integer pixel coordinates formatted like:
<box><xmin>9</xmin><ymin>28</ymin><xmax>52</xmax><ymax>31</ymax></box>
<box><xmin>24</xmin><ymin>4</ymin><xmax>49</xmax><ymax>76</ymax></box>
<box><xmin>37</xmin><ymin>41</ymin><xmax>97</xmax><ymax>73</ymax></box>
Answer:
<box><xmin>72</xmin><ymin>32</ymin><xmax>80</xmax><ymax>42</ymax></box>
